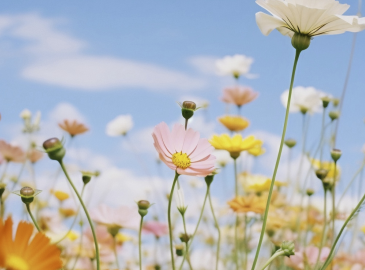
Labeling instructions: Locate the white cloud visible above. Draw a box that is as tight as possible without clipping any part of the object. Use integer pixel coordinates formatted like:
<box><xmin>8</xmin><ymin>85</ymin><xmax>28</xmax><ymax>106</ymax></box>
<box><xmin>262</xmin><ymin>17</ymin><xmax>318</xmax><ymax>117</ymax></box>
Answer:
<box><xmin>188</xmin><ymin>56</ymin><xmax>219</xmax><ymax>75</ymax></box>
<box><xmin>0</xmin><ymin>13</ymin><xmax>206</xmax><ymax>92</ymax></box>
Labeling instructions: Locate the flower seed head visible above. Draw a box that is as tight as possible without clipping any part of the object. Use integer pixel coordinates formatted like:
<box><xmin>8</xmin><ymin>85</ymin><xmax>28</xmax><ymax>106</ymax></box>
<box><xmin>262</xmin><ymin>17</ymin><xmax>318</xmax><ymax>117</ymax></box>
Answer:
<box><xmin>331</xmin><ymin>149</ymin><xmax>342</xmax><ymax>162</ymax></box>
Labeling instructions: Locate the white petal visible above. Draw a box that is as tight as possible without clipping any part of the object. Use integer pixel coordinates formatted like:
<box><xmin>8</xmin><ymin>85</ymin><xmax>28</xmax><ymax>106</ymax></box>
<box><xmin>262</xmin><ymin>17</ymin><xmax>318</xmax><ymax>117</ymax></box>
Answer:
<box><xmin>255</xmin><ymin>12</ymin><xmax>289</xmax><ymax>36</ymax></box>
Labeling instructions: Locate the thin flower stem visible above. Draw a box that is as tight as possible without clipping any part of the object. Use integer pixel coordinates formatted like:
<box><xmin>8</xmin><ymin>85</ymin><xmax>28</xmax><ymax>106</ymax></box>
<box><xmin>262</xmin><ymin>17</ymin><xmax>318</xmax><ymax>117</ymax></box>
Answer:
<box><xmin>0</xmin><ymin>161</ymin><xmax>9</xmax><ymax>183</ymax></box>
<box><xmin>259</xmin><ymin>251</ymin><xmax>285</xmax><ymax>270</ymax></box>
<box><xmin>315</xmin><ymin>189</ymin><xmax>327</xmax><ymax>268</ymax></box>
<box><xmin>181</xmin><ymin>214</ymin><xmax>193</xmax><ymax>270</ymax></box>
<box><xmin>71</xmin><ymin>221</ymin><xmax>84</xmax><ymax>270</ymax></box>
<box><xmin>233</xmin><ymin>157</ymin><xmax>239</xmax><ymax>270</ymax></box>
<box><xmin>26</xmin><ymin>203</ymin><xmax>41</xmax><ymax>232</ymax></box>
<box><xmin>185</xmin><ymin>119</ymin><xmax>188</xmax><ymax>130</ymax></box>
<box><xmin>208</xmin><ymin>191</ymin><xmax>221</xmax><ymax>270</ymax></box>
<box><xmin>304</xmin><ymin>196</ymin><xmax>311</xmax><ymax>248</ymax></box>
<box><xmin>55</xmin><ymin>185</ymin><xmax>86</xmax><ymax>244</ymax></box>
<box><xmin>138</xmin><ymin>216</ymin><xmax>144</xmax><ymax>270</ymax></box>
<box><xmin>319</xmin><ymin>107</ymin><xmax>327</xmax><ymax>165</ymax></box>
<box><xmin>113</xmin><ymin>236</ymin><xmax>120</xmax><ymax>270</ymax></box>
<box><xmin>168</xmin><ymin>171</ymin><xmax>179</xmax><ymax>270</ymax></box>
<box><xmin>331</xmin><ymin>162</ymin><xmax>337</xmax><ymax>245</ymax></box>
<box><xmin>321</xmin><ymin>185</ymin><xmax>365</xmax><ymax>269</ymax></box>
<box><xmin>250</xmin><ymin>49</ymin><xmax>302</xmax><ymax>270</ymax></box>
<box><xmin>234</xmin><ymin>158</ymin><xmax>238</xmax><ymax>197</ymax></box>
<box><xmin>244</xmin><ymin>214</ymin><xmax>248</xmax><ymax>270</ymax></box>
<box><xmin>180</xmin><ymin>185</ymin><xmax>210</xmax><ymax>269</ymax></box>
<box><xmin>59</xmin><ymin>161</ymin><xmax>100</xmax><ymax>270</ymax></box>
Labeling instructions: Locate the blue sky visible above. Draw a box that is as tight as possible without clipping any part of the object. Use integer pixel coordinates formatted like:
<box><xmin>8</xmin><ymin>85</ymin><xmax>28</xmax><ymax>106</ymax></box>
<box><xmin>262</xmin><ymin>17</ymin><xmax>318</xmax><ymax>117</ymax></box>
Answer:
<box><xmin>0</xmin><ymin>0</ymin><xmax>364</xmax><ymax>209</ymax></box>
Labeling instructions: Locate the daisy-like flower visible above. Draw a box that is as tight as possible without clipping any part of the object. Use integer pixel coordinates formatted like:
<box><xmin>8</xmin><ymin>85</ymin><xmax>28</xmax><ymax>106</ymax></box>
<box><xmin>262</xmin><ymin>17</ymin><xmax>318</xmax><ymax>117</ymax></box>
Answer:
<box><xmin>218</xmin><ymin>115</ymin><xmax>250</xmax><ymax>132</ymax></box>
<box><xmin>143</xmin><ymin>221</ymin><xmax>169</xmax><ymax>238</ymax></box>
<box><xmin>28</xmin><ymin>148</ymin><xmax>43</xmax><ymax>164</ymax></box>
<box><xmin>0</xmin><ymin>140</ymin><xmax>25</xmax><ymax>163</ymax></box>
<box><xmin>59</xmin><ymin>119</ymin><xmax>89</xmax><ymax>137</ymax></box>
<box><xmin>152</xmin><ymin>122</ymin><xmax>215</xmax><ymax>176</ymax></box>
<box><xmin>281</xmin><ymin>86</ymin><xmax>327</xmax><ymax>114</ymax></box>
<box><xmin>256</xmin><ymin>0</ymin><xmax>365</xmax><ymax>40</ymax></box>
<box><xmin>106</xmin><ymin>114</ymin><xmax>133</xmax><ymax>136</ymax></box>
<box><xmin>227</xmin><ymin>194</ymin><xmax>267</xmax><ymax>214</ymax></box>
<box><xmin>209</xmin><ymin>134</ymin><xmax>263</xmax><ymax>159</ymax></box>
<box><xmin>239</xmin><ymin>173</ymin><xmax>286</xmax><ymax>193</ymax></box>
<box><xmin>248</xmin><ymin>141</ymin><xmax>266</xmax><ymax>157</ymax></box>
<box><xmin>0</xmin><ymin>217</ymin><xmax>63</xmax><ymax>270</ymax></box>
<box><xmin>52</xmin><ymin>190</ymin><xmax>70</xmax><ymax>202</ymax></box>
<box><xmin>90</xmin><ymin>204</ymin><xmax>140</xmax><ymax>230</ymax></box>
<box><xmin>221</xmin><ymin>86</ymin><xmax>259</xmax><ymax>108</ymax></box>
<box><xmin>216</xmin><ymin>55</ymin><xmax>254</xmax><ymax>79</ymax></box>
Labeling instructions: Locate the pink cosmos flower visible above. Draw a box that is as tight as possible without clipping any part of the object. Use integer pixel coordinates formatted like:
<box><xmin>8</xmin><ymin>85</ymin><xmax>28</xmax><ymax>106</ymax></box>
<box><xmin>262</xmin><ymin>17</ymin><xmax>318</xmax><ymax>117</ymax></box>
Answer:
<box><xmin>221</xmin><ymin>86</ymin><xmax>259</xmax><ymax>107</ymax></box>
<box><xmin>143</xmin><ymin>220</ymin><xmax>168</xmax><ymax>238</ymax></box>
<box><xmin>152</xmin><ymin>122</ymin><xmax>215</xmax><ymax>176</ymax></box>
<box><xmin>90</xmin><ymin>204</ymin><xmax>139</xmax><ymax>230</ymax></box>
<box><xmin>285</xmin><ymin>246</ymin><xmax>330</xmax><ymax>270</ymax></box>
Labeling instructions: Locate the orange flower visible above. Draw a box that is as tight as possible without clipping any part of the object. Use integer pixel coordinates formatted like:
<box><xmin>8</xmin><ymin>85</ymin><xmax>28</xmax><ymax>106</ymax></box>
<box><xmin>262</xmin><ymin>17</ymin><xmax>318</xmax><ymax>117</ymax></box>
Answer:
<box><xmin>0</xmin><ymin>140</ymin><xmax>25</xmax><ymax>163</ymax></box>
<box><xmin>221</xmin><ymin>86</ymin><xmax>259</xmax><ymax>107</ymax></box>
<box><xmin>0</xmin><ymin>217</ymin><xmax>63</xmax><ymax>270</ymax></box>
<box><xmin>218</xmin><ymin>115</ymin><xmax>250</xmax><ymax>132</ymax></box>
<box><xmin>228</xmin><ymin>194</ymin><xmax>266</xmax><ymax>214</ymax></box>
<box><xmin>27</xmin><ymin>149</ymin><xmax>43</xmax><ymax>163</ymax></box>
<box><xmin>59</xmin><ymin>119</ymin><xmax>89</xmax><ymax>137</ymax></box>
<box><xmin>59</xmin><ymin>207</ymin><xmax>77</xmax><ymax>218</ymax></box>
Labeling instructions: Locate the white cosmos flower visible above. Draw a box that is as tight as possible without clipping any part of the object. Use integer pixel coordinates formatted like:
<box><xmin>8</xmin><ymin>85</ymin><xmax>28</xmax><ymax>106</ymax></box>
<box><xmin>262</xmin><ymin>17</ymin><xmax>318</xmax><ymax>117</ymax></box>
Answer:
<box><xmin>106</xmin><ymin>114</ymin><xmax>133</xmax><ymax>136</ymax></box>
<box><xmin>214</xmin><ymin>150</ymin><xmax>232</xmax><ymax>168</ymax></box>
<box><xmin>281</xmin><ymin>86</ymin><xmax>330</xmax><ymax>114</ymax></box>
<box><xmin>216</xmin><ymin>55</ymin><xmax>254</xmax><ymax>78</ymax></box>
<box><xmin>175</xmin><ymin>186</ymin><xmax>187</xmax><ymax>215</ymax></box>
<box><xmin>256</xmin><ymin>0</ymin><xmax>365</xmax><ymax>38</ymax></box>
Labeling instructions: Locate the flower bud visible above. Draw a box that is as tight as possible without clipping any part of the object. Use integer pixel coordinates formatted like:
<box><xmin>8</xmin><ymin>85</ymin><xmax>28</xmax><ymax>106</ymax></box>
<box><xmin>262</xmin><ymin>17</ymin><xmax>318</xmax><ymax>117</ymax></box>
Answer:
<box><xmin>137</xmin><ymin>200</ymin><xmax>151</xmax><ymax>217</ymax></box>
<box><xmin>175</xmin><ymin>244</ymin><xmax>185</xmax><ymax>256</ymax></box>
<box><xmin>179</xmin><ymin>233</ymin><xmax>190</xmax><ymax>243</ymax></box>
<box><xmin>306</xmin><ymin>189</ymin><xmax>314</xmax><ymax>196</ymax></box>
<box><xmin>81</xmin><ymin>171</ymin><xmax>96</xmax><ymax>185</ymax></box>
<box><xmin>107</xmin><ymin>226</ymin><xmax>120</xmax><ymax>237</ymax></box>
<box><xmin>205</xmin><ymin>175</ymin><xmax>214</xmax><ymax>186</ymax></box>
<box><xmin>322</xmin><ymin>178</ymin><xmax>333</xmax><ymax>190</ymax></box>
<box><xmin>321</xmin><ymin>97</ymin><xmax>331</xmax><ymax>108</ymax></box>
<box><xmin>331</xmin><ymin>149</ymin><xmax>342</xmax><ymax>162</ymax></box>
<box><xmin>43</xmin><ymin>138</ymin><xmax>65</xmax><ymax>162</ymax></box>
<box><xmin>230</xmin><ymin>152</ymin><xmax>240</xmax><ymax>160</ymax></box>
<box><xmin>21</xmin><ymin>186</ymin><xmax>35</xmax><ymax>196</ymax></box>
<box><xmin>299</xmin><ymin>107</ymin><xmax>308</xmax><ymax>115</ymax></box>
<box><xmin>315</xmin><ymin>169</ymin><xmax>329</xmax><ymax>181</ymax></box>
<box><xmin>329</xmin><ymin>111</ymin><xmax>340</xmax><ymax>121</ymax></box>
<box><xmin>20</xmin><ymin>109</ymin><xmax>32</xmax><ymax>120</ymax></box>
<box><xmin>0</xmin><ymin>183</ymin><xmax>6</xmax><ymax>197</ymax></box>
<box><xmin>332</xmin><ymin>98</ymin><xmax>340</xmax><ymax>107</ymax></box>
<box><xmin>291</xmin><ymin>33</ymin><xmax>311</xmax><ymax>51</ymax></box>
<box><xmin>284</xmin><ymin>139</ymin><xmax>297</xmax><ymax>148</ymax></box>
<box><xmin>179</xmin><ymin>101</ymin><xmax>197</xmax><ymax>121</ymax></box>
<box><xmin>13</xmin><ymin>186</ymin><xmax>41</xmax><ymax>204</ymax></box>
<box><xmin>280</xmin><ymin>241</ymin><xmax>295</xmax><ymax>257</ymax></box>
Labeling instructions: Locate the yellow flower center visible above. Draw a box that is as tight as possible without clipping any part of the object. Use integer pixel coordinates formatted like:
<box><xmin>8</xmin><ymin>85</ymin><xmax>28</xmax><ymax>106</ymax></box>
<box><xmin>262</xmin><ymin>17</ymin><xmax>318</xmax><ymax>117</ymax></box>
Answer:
<box><xmin>172</xmin><ymin>152</ymin><xmax>191</xmax><ymax>169</ymax></box>
<box><xmin>6</xmin><ymin>255</ymin><xmax>29</xmax><ymax>270</ymax></box>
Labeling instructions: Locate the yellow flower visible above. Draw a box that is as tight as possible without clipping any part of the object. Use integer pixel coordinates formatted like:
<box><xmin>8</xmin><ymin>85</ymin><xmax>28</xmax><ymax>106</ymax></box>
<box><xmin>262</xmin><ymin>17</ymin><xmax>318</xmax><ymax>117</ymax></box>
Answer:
<box><xmin>240</xmin><ymin>173</ymin><xmax>286</xmax><ymax>193</ymax></box>
<box><xmin>248</xmin><ymin>141</ymin><xmax>265</xmax><ymax>156</ymax></box>
<box><xmin>53</xmin><ymin>190</ymin><xmax>70</xmax><ymax>201</ymax></box>
<box><xmin>310</xmin><ymin>158</ymin><xmax>341</xmax><ymax>181</ymax></box>
<box><xmin>228</xmin><ymin>194</ymin><xmax>266</xmax><ymax>214</ymax></box>
<box><xmin>218</xmin><ymin>115</ymin><xmax>249</xmax><ymax>132</ymax></box>
<box><xmin>67</xmin><ymin>231</ymin><xmax>79</xmax><ymax>241</ymax></box>
<box><xmin>59</xmin><ymin>207</ymin><xmax>77</xmax><ymax>218</ymax></box>
<box><xmin>209</xmin><ymin>134</ymin><xmax>262</xmax><ymax>158</ymax></box>
<box><xmin>116</xmin><ymin>233</ymin><xmax>132</xmax><ymax>245</ymax></box>
<box><xmin>361</xmin><ymin>226</ymin><xmax>365</xmax><ymax>234</ymax></box>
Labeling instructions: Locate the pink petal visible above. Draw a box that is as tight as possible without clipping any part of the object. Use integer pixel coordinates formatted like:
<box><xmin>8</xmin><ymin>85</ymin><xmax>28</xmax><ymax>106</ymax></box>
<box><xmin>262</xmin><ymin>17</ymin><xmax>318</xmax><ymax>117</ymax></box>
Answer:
<box><xmin>189</xmin><ymin>139</ymin><xmax>214</xmax><ymax>161</ymax></box>
<box><xmin>171</xmin><ymin>124</ymin><xmax>185</xmax><ymax>152</ymax></box>
<box><xmin>181</xmin><ymin>128</ymin><xmax>200</xmax><ymax>155</ymax></box>
<box><xmin>154</xmin><ymin>122</ymin><xmax>174</xmax><ymax>156</ymax></box>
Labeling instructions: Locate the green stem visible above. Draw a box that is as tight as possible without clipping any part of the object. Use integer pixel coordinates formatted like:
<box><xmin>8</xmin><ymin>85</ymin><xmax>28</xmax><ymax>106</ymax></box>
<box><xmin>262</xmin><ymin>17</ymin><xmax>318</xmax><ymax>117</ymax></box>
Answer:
<box><xmin>168</xmin><ymin>171</ymin><xmax>179</xmax><ymax>270</ymax></box>
<box><xmin>250</xmin><ymin>49</ymin><xmax>302</xmax><ymax>270</ymax></box>
<box><xmin>331</xmin><ymin>162</ymin><xmax>337</xmax><ymax>244</ymax></box>
<box><xmin>0</xmin><ymin>161</ymin><xmax>9</xmax><ymax>183</ymax></box>
<box><xmin>259</xmin><ymin>250</ymin><xmax>285</xmax><ymax>270</ymax></box>
<box><xmin>180</xmin><ymin>184</ymin><xmax>210</xmax><ymax>269</ymax></box>
<box><xmin>315</xmin><ymin>189</ymin><xmax>327</xmax><ymax>268</ymax></box>
<box><xmin>304</xmin><ymin>196</ymin><xmax>311</xmax><ymax>248</ymax></box>
<box><xmin>319</xmin><ymin>107</ymin><xmax>326</xmax><ymax>165</ymax></box>
<box><xmin>138</xmin><ymin>216</ymin><xmax>143</xmax><ymax>270</ymax></box>
<box><xmin>71</xmin><ymin>221</ymin><xmax>84</xmax><ymax>270</ymax></box>
<box><xmin>55</xmin><ymin>185</ymin><xmax>86</xmax><ymax>244</ymax></box>
<box><xmin>208</xmin><ymin>191</ymin><xmax>221</xmax><ymax>270</ymax></box>
<box><xmin>181</xmin><ymin>214</ymin><xmax>193</xmax><ymax>270</ymax></box>
<box><xmin>26</xmin><ymin>203</ymin><xmax>40</xmax><ymax>232</ymax></box>
<box><xmin>234</xmin><ymin>158</ymin><xmax>238</xmax><ymax>197</ymax></box>
<box><xmin>59</xmin><ymin>161</ymin><xmax>100</xmax><ymax>270</ymax></box>
<box><xmin>321</xmin><ymin>186</ymin><xmax>365</xmax><ymax>269</ymax></box>
<box><xmin>235</xmin><ymin>215</ymin><xmax>239</xmax><ymax>270</ymax></box>
<box><xmin>244</xmin><ymin>214</ymin><xmax>248</xmax><ymax>270</ymax></box>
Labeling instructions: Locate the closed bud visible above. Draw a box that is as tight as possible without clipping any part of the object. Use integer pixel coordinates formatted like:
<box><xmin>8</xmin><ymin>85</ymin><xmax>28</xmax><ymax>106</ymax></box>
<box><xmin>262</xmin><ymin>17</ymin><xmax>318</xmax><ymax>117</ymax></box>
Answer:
<box><xmin>43</xmin><ymin>138</ymin><xmax>65</xmax><ymax>162</ymax></box>
<box><xmin>322</xmin><ymin>178</ymin><xmax>332</xmax><ymax>190</ymax></box>
<box><xmin>20</xmin><ymin>186</ymin><xmax>35</xmax><ymax>196</ymax></box>
<box><xmin>331</xmin><ymin>149</ymin><xmax>342</xmax><ymax>162</ymax></box>
<box><xmin>284</xmin><ymin>139</ymin><xmax>297</xmax><ymax>148</ymax></box>
<box><xmin>315</xmin><ymin>169</ymin><xmax>329</xmax><ymax>181</ymax></box>
<box><xmin>13</xmin><ymin>186</ymin><xmax>41</xmax><ymax>204</ymax></box>
<box><xmin>175</xmin><ymin>244</ymin><xmax>184</xmax><ymax>256</ymax></box>
<box><xmin>179</xmin><ymin>233</ymin><xmax>190</xmax><ymax>243</ymax></box>
<box><xmin>329</xmin><ymin>111</ymin><xmax>340</xmax><ymax>121</ymax></box>
<box><xmin>291</xmin><ymin>33</ymin><xmax>311</xmax><ymax>51</ymax></box>
<box><xmin>280</xmin><ymin>241</ymin><xmax>295</xmax><ymax>257</ymax></box>
<box><xmin>205</xmin><ymin>175</ymin><xmax>214</xmax><ymax>186</ymax></box>
<box><xmin>179</xmin><ymin>101</ymin><xmax>198</xmax><ymax>121</ymax></box>
<box><xmin>137</xmin><ymin>200</ymin><xmax>151</xmax><ymax>217</ymax></box>
<box><xmin>81</xmin><ymin>171</ymin><xmax>97</xmax><ymax>185</ymax></box>
<box><xmin>321</xmin><ymin>97</ymin><xmax>331</xmax><ymax>108</ymax></box>
<box><xmin>306</xmin><ymin>189</ymin><xmax>315</xmax><ymax>196</ymax></box>
<box><xmin>332</xmin><ymin>98</ymin><xmax>340</xmax><ymax>107</ymax></box>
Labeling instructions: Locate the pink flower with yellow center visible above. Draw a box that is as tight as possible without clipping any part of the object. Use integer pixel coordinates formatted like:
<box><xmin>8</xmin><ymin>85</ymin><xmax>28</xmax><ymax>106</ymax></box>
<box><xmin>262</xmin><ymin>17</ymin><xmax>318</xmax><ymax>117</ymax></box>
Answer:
<box><xmin>152</xmin><ymin>122</ymin><xmax>215</xmax><ymax>176</ymax></box>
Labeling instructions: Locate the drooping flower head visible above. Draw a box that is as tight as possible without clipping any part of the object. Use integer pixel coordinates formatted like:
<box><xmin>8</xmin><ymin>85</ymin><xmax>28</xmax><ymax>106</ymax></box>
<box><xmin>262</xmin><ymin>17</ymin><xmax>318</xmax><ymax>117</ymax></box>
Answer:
<box><xmin>0</xmin><ymin>217</ymin><xmax>63</xmax><ymax>270</ymax></box>
<box><xmin>216</xmin><ymin>54</ymin><xmax>254</xmax><ymax>79</ymax></box>
<box><xmin>256</xmin><ymin>0</ymin><xmax>365</xmax><ymax>41</ymax></box>
<box><xmin>152</xmin><ymin>122</ymin><xmax>215</xmax><ymax>176</ymax></box>
<box><xmin>106</xmin><ymin>114</ymin><xmax>133</xmax><ymax>136</ymax></box>
<box><xmin>218</xmin><ymin>115</ymin><xmax>250</xmax><ymax>132</ymax></box>
<box><xmin>209</xmin><ymin>134</ymin><xmax>263</xmax><ymax>159</ymax></box>
<box><xmin>59</xmin><ymin>119</ymin><xmax>89</xmax><ymax>137</ymax></box>
<box><xmin>221</xmin><ymin>86</ymin><xmax>259</xmax><ymax>108</ymax></box>
<box><xmin>281</xmin><ymin>86</ymin><xmax>328</xmax><ymax>114</ymax></box>
<box><xmin>142</xmin><ymin>221</ymin><xmax>169</xmax><ymax>238</ymax></box>
<box><xmin>0</xmin><ymin>140</ymin><xmax>25</xmax><ymax>163</ymax></box>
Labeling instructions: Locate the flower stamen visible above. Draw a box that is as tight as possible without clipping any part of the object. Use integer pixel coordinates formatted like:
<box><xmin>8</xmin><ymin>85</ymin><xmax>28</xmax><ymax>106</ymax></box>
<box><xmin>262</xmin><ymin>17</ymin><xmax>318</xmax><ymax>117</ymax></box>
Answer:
<box><xmin>172</xmin><ymin>152</ymin><xmax>191</xmax><ymax>169</ymax></box>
